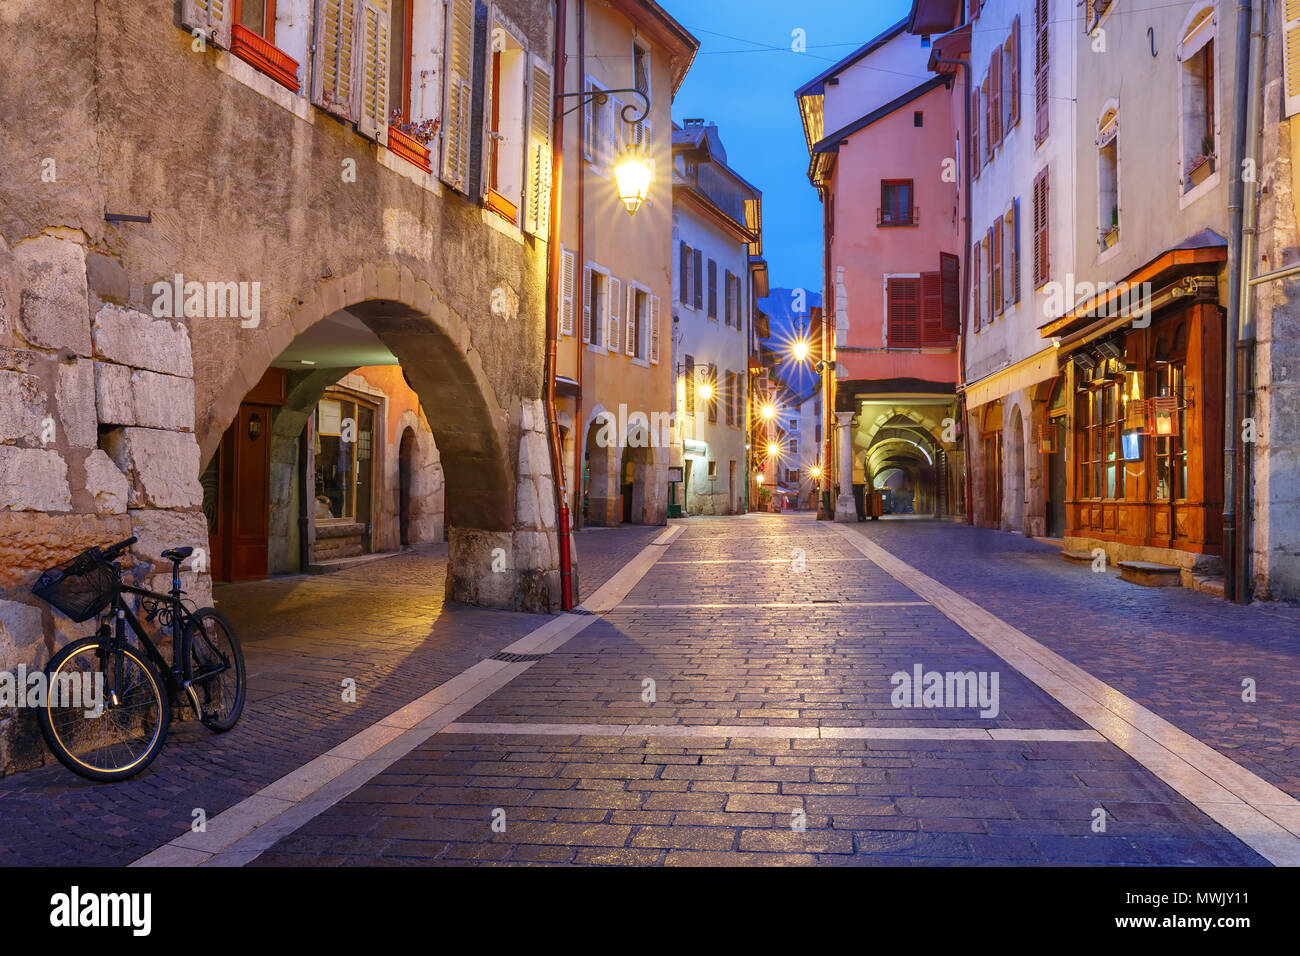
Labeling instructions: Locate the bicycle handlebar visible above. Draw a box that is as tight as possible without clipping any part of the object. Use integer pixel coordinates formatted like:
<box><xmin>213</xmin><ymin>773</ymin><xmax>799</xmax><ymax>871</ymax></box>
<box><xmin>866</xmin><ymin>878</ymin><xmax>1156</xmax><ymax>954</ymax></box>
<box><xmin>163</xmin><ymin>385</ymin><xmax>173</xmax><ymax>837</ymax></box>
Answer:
<box><xmin>100</xmin><ymin>537</ymin><xmax>137</xmax><ymax>560</ymax></box>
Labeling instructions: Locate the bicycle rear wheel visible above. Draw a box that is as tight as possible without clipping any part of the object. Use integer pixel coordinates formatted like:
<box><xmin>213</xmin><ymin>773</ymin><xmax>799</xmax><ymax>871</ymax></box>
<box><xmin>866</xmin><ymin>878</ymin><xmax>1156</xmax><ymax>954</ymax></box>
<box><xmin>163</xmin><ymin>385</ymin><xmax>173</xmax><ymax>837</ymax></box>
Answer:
<box><xmin>37</xmin><ymin>637</ymin><xmax>169</xmax><ymax>782</ymax></box>
<box><xmin>183</xmin><ymin>608</ymin><xmax>246</xmax><ymax>732</ymax></box>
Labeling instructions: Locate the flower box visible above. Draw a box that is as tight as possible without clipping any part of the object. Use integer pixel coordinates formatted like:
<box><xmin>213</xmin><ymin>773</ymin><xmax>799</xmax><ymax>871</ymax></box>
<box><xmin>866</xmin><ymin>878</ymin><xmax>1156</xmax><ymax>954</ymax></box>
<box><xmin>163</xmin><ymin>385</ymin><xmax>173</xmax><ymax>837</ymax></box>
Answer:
<box><xmin>387</xmin><ymin>124</ymin><xmax>432</xmax><ymax>173</ymax></box>
<box><xmin>1102</xmin><ymin>225</ymin><xmax>1119</xmax><ymax>249</ymax></box>
<box><xmin>1185</xmin><ymin>155</ymin><xmax>1215</xmax><ymax>189</ymax></box>
<box><xmin>230</xmin><ymin>23</ymin><xmax>300</xmax><ymax>92</ymax></box>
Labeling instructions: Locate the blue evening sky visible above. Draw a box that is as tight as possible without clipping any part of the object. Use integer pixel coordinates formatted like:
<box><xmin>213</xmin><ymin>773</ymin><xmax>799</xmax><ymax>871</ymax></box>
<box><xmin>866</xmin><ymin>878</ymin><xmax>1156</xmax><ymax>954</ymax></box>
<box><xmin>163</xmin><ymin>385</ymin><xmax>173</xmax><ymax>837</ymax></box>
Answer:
<box><xmin>659</xmin><ymin>0</ymin><xmax>913</xmax><ymax>296</ymax></box>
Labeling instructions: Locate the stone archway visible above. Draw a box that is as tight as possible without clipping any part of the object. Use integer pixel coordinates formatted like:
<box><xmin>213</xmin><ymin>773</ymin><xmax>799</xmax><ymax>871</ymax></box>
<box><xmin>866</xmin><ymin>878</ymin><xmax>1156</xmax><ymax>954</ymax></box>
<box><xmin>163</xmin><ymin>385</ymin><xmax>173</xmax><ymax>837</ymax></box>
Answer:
<box><xmin>1007</xmin><ymin>405</ymin><xmax>1026</xmax><ymax>533</ymax></box>
<box><xmin>200</xmin><ymin>266</ymin><xmax>556</xmax><ymax>612</ymax></box>
<box><xmin>583</xmin><ymin>405</ymin><xmax>618</xmax><ymax>526</ymax></box>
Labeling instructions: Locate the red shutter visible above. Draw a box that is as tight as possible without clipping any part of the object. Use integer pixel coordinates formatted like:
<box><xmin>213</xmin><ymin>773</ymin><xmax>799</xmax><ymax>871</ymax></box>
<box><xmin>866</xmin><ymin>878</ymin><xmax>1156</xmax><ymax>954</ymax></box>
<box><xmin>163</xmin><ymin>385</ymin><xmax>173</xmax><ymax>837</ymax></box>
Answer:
<box><xmin>972</xmin><ymin>241</ymin><xmax>982</xmax><ymax>331</ymax></box>
<box><xmin>1033</xmin><ymin>167</ymin><xmax>1050</xmax><ymax>288</ymax></box>
<box><xmin>985</xmin><ymin>229</ymin><xmax>994</xmax><ymax>321</ymax></box>
<box><xmin>887</xmin><ymin>277</ymin><xmax>920</xmax><ymax>348</ymax></box>
<box><xmin>990</xmin><ymin>49</ymin><xmax>1002</xmax><ymax>147</ymax></box>
<box><xmin>940</xmin><ymin>252</ymin><xmax>961</xmax><ymax>335</ymax></box>
<box><xmin>981</xmin><ymin>77</ymin><xmax>990</xmax><ymax>165</ymax></box>
<box><xmin>921</xmin><ymin>271</ymin><xmax>944</xmax><ymax>347</ymax></box>
<box><xmin>969</xmin><ymin>0</ymin><xmax>980</xmax><ymax>21</ymax></box>
<box><xmin>971</xmin><ymin>86</ymin><xmax>981</xmax><ymax>180</ymax></box>
<box><xmin>1034</xmin><ymin>0</ymin><xmax>1049</xmax><ymax>144</ymax></box>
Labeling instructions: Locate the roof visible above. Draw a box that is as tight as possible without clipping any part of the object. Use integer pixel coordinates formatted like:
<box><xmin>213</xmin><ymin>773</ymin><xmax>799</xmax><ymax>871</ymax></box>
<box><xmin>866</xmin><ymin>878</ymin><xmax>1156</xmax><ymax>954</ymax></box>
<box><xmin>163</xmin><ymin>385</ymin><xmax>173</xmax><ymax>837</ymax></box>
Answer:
<box><xmin>907</xmin><ymin>0</ymin><xmax>963</xmax><ymax>36</ymax></box>
<box><xmin>794</xmin><ymin>18</ymin><xmax>910</xmax><ymax>98</ymax></box>
<box><xmin>813</xmin><ymin>74</ymin><xmax>951</xmax><ymax>154</ymax></box>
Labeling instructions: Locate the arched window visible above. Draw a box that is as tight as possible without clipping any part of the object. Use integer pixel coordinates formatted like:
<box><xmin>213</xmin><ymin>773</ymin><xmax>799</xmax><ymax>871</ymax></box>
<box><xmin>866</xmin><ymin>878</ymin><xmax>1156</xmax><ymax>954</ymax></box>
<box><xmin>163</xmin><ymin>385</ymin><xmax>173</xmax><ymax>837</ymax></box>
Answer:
<box><xmin>1178</xmin><ymin>5</ymin><xmax>1218</xmax><ymax>194</ymax></box>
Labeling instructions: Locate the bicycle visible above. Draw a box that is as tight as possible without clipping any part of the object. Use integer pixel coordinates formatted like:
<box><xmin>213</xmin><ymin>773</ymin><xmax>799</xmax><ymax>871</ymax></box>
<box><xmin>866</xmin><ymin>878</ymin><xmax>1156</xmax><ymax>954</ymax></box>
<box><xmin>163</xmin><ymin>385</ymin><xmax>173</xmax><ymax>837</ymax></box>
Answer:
<box><xmin>29</xmin><ymin>536</ymin><xmax>247</xmax><ymax>782</ymax></box>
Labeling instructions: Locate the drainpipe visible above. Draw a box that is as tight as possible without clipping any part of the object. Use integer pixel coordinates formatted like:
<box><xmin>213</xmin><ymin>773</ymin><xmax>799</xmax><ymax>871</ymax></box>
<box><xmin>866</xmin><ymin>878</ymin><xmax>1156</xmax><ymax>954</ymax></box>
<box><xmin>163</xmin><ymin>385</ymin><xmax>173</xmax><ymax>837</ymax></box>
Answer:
<box><xmin>820</xmin><ymin>186</ymin><xmax>834</xmax><ymax>518</ymax></box>
<box><xmin>933</xmin><ymin>52</ymin><xmax>971</xmax><ymax>525</ymax></box>
<box><xmin>1224</xmin><ymin>0</ymin><xmax>1256</xmax><ymax>601</ymax></box>
<box><xmin>571</xmin><ymin>0</ymin><xmax>587</xmax><ymax>534</ymax></box>
<box><xmin>1233</xmin><ymin>0</ymin><xmax>1267</xmax><ymax>602</ymax></box>
<box><xmin>545</xmin><ymin>0</ymin><xmax>574</xmax><ymax>610</ymax></box>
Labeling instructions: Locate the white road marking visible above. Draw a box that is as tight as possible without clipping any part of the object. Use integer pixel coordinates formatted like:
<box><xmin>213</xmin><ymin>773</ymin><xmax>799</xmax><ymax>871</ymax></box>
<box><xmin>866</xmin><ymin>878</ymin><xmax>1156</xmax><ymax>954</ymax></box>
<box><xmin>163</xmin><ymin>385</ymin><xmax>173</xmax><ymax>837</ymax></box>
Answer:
<box><xmin>613</xmin><ymin>601</ymin><xmax>929</xmax><ymax>609</ymax></box>
<box><xmin>828</xmin><ymin>522</ymin><xmax>1300</xmax><ymax>867</ymax></box>
<box><xmin>129</xmin><ymin>525</ymin><xmax>685</xmax><ymax>868</ymax></box>
<box><xmin>439</xmin><ymin>721</ymin><xmax>1105</xmax><ymax>743</ymax></box>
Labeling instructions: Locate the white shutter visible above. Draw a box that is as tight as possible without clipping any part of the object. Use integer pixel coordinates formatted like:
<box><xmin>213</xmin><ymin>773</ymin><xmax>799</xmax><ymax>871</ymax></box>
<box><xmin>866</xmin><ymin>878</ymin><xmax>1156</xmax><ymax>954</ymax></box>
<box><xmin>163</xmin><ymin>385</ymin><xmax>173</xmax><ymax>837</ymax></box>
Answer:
<box><xmin>649</xmin><ymin>295</ymin><xmax>661</xmax><ymax>364</ymax></box>
<box><xmin>581</xmin><ymin>267</ymin><xmax>593</xmax><ymax>343</ymax></box>
<box><xmin>560</xmin><ymin>249</ymin><xmax>576</xmax><ymax>337</ymax></box>
<box><xmin>181</xmin><ymin>0</ymin><xmax>233</xmax><ymax>49</ymax></box>
<box><xmin>442</xmin><ymin>0</ymin><xmax>476</xmax><ymax>191</ymax></box>
<box><xmin>355</xmin><ymin>0</ymin><xmax>391</xmax><ymax>145</ymax></box>
<box><xmin>1287</xmin><ymin>2</ymin><xmax>1300</xmax><ymax>117</ymax></box>
<box><xmin>608</xmin><ymin>96</ymin><xmax>624</xmax><ymax>164</ymax></box>
<box><xmin>625</xmin><ymin>285</ymin><xmax>637</xmax><ymax>356</ymax></box>
<box><xmin>607</xmin><ymin>276</ymin><xmax>622</xmax><ymax>353</ymax></box>
<box><xmin>582</xmin><ymin>78</ymin><xmax>595</xmax><ymax>161</ymax></box>
<box><xmin>312</xmin><ymin>0</ymin><xmax>361</xmax><ymax>121</ymax></box>
<box><xmin>524</xmin><ymin>56</ymin><xmax>554</xmax><ymax>237</ymax></box>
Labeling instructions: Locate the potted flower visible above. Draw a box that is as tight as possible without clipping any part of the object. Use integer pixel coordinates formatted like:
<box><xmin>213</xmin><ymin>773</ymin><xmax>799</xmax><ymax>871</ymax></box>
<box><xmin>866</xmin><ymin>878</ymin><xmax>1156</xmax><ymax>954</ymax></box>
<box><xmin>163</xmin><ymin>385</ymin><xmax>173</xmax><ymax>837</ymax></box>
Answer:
<box><xmin>1102</xmin><ymin>206</ymin><xmax>1119</xmax><ymax>249</ymax></box>
<box><xmin>387</xmin><ymin>110</ymin><xmax>440</xmax><ymax>174</ymax></box>
<box><xmin>1185</xmin><ymin>135</ymin><xmax>1216</xmax><ymax>188</ymax></box>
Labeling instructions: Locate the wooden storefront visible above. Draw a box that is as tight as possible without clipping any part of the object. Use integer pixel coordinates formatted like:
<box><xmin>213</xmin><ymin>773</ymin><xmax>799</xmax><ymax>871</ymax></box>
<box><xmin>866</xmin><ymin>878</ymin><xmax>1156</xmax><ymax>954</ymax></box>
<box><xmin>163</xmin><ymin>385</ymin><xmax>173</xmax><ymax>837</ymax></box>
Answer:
<box><xmin>1041</xmin><ymin>240</ymin><xmax>1226</xmax><ymax>565</ymax></box>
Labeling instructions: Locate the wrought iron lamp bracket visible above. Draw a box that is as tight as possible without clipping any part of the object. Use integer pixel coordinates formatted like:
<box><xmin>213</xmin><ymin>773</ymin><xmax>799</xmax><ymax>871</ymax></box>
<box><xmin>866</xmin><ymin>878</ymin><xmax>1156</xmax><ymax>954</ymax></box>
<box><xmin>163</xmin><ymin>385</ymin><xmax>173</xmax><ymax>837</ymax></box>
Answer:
<box><xmin>557</xmin><ymin>88</ymin><xmax>650</xmax><ymax>126</ymax></box>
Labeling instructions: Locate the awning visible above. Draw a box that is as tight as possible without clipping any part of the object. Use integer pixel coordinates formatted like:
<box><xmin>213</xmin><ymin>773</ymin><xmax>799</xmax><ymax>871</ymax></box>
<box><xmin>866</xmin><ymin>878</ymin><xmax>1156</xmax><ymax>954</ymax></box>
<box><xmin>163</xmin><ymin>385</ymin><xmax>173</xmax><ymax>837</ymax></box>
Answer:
<box><xmin>963</xmin><ymin>347</ymin><xmax>1059</xmax><ymax>410</ymax></box>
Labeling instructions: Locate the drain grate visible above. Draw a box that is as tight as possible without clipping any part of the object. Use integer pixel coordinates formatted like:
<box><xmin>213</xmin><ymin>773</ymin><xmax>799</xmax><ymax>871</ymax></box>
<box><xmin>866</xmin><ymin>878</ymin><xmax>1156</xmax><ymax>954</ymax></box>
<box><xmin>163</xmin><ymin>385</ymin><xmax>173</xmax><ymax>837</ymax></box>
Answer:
<box><xmin>490</xmin><ymin>651</ymin><xmax>548</xmax><ymax>663</ymax></box>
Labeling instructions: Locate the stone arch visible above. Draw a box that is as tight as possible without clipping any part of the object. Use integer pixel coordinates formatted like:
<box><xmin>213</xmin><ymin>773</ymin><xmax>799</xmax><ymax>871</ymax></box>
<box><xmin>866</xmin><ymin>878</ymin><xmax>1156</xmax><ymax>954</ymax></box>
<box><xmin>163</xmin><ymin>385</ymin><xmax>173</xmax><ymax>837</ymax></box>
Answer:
<box><xmin>391</xmin><ymin>407</ymin><xmax>443</xmax><ymax>547</ymax></box>
<box><xmin>200</xmin><ymin>265</ymin><xmax>512</xmax><ymax>535</ymax></box>
<box><xmin>863</xmin><ymin>417</ymin><xmax>942</xmax><ymax>515</ymax></box>
<box><xmin>582</xmin><ymin>404</ymin><xmax>618</xmax><ymax>526</ymax></box>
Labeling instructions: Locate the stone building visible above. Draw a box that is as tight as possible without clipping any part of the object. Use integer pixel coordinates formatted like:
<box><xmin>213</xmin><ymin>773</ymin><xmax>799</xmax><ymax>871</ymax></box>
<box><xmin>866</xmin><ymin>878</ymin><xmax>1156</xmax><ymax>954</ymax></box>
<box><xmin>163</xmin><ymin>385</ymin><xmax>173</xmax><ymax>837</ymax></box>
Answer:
<box><xmin>0</xmin><ymin>0</ymin><xmax>568</xmax><ymax>772</ymax></box>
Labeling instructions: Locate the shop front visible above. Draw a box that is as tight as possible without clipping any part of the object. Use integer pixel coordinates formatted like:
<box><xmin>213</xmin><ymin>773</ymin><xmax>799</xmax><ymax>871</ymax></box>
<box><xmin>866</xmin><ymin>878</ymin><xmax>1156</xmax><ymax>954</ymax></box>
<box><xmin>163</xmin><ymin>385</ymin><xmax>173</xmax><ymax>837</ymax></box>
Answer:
<box><xmin>1040</xmin><ymin>240</ymin><xmax>1226</xmax><ymax>570</ymax></box>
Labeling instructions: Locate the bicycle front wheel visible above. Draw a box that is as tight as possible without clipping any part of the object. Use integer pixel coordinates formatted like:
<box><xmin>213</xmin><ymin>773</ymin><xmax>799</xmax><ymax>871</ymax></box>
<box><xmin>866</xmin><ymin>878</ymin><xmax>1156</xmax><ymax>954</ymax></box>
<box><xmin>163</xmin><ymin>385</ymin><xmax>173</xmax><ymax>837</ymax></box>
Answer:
<box><xmin>37</xmin><ymin>637</ymin><xmax>169</xmax><ymax>782</ymax></box>
<box><xmin>183</xmin><ymin>608</ymin><xmax>246</xmax><ymax>732</ymax></box>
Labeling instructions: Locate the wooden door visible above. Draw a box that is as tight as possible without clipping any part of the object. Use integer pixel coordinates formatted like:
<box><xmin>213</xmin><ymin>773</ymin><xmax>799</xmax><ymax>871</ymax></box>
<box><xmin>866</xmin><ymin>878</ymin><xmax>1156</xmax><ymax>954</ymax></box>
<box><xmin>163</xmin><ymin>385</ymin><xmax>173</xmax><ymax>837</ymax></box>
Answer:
<box><xmin>220</xmin><ymin>403</ymin><xmax>274</xmax><ymax>581</ymax></box>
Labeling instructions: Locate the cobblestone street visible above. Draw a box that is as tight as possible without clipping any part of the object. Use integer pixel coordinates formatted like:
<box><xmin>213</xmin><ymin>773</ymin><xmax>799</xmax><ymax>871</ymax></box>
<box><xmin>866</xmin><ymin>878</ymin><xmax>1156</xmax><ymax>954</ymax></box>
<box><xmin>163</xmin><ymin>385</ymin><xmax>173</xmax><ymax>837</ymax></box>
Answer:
<box><xmin>4</xmin><ymin>516</ymin><xmax>1298</xmax><ymax>867</ymax></box>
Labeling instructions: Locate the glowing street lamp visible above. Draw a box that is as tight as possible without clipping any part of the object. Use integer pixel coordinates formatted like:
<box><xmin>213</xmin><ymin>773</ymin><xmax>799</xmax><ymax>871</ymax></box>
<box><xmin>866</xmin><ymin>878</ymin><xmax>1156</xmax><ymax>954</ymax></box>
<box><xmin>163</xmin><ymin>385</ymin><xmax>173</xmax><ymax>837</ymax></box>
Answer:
<box><xmin>759</xmin><ymin>403</ymin><xmax>776</xmax><ymax>421</ymax></box>
<box><xmin>766</xmin><ymin>441</ymin><xmax>781</xmax><ymax>459</ymax></box>
<box><xmin>790</xmin><ymin>339</ymin><xmax>811</xmax><ymax>362</ymax></box>
<box><xmin>810</xmin><ymin>464</ymin><xmax>823</xmax><ymax>481</ymax></box>
<box><xmin>614</xmin><ymin>150</ymin><xmax>652</xmax><ymax>215</ymax></box>
<box><xmin>699</xmin><ymin>382</ymin><xmax>714</xmax><ymax>401</ymax></box>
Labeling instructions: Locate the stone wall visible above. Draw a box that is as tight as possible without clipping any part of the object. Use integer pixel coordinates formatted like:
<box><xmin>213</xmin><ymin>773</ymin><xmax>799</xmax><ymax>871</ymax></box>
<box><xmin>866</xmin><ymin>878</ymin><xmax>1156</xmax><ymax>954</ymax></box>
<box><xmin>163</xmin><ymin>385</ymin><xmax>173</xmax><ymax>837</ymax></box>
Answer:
<box><xmin>0</xmin><ymin>231</ymin><xmax>209</xmax><ymax>775</ymax></box>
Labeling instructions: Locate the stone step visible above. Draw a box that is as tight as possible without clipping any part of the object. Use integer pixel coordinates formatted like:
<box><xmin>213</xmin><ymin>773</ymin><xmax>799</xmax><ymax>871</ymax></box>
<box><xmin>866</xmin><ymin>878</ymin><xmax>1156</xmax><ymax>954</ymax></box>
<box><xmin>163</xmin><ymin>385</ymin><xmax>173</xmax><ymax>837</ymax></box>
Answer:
<box><xmin>1183</xmin><ymin>571</ymin><xmax>1226</xmax><ymax>598</ymax></box>
<box><xmin>1062</xmin><ymin>549</ymin><xmax>1095</xmax><ymax>565</ymax></box>
<box><xmin>1118</xmin><ymin>560</ymin><xmax>1183</xmax><ymax>587</ymax></box>
<box><xmin>308</xmin><ymin>551</ymin><xmax>397</xmax><ymax>575</ymax></box>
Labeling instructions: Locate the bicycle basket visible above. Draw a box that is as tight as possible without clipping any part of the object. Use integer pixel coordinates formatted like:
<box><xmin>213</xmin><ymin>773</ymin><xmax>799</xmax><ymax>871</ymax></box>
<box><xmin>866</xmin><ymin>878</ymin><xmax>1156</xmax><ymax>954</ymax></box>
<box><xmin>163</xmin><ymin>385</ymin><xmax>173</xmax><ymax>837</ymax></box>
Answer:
<box><xmin>31</xmin><ymin>555</ymin><xmax>119</xmax><ymax>622</ymax></box>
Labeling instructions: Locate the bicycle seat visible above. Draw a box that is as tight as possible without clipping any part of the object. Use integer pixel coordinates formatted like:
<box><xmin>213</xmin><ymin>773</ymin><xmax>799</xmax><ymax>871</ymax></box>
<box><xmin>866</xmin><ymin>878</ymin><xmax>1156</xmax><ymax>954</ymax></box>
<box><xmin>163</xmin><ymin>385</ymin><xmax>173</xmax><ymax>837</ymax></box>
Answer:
<box><xmin>161</xmin><ymin>546</ymin><xmax>194</xmax><ymax>563</ymax></box>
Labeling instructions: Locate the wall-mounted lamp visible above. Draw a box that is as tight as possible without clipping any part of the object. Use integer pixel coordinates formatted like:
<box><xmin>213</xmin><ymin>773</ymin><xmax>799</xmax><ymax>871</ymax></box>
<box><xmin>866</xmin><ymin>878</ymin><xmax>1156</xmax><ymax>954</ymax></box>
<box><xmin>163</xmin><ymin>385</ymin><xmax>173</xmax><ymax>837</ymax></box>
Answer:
<box><xmin>248</xmin><ymin>413</ymin><xmax>262</xmax><ymax>441</ymax></box>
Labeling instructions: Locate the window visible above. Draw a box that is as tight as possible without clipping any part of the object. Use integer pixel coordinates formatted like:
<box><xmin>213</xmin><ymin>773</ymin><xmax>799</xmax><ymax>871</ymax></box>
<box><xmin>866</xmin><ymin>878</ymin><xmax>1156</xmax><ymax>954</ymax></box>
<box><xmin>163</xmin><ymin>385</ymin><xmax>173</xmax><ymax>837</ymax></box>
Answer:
<box><xmin>880</xmin><ymin>180</ymin><xmax>915</xmax><ymax>226</ymax></box>
<box><xmin>788</xmin><ymin>469</ymin><xmax>799</xmax><ymax>484</ymax></box>
<box><xmin>1078</xmin><ymin>377</ymin><xmax>1125</xmax><ymax>500</ymax></box>
<box><xmin>1003</xmin><ymin>203</ymin><xmax>1020</xmax><ymax>307</ymax></box>
<box><xmin>1033</xmin><ymin>0</ymin><xmax>1049</xmax><ymax>144</ymax></box>
<box><xmin>584</xmin><ymin>76</ymin><xmax>621</xmax><ymax>171</ymax></box>
<box><xmin>1179</xmin><ymin>7</ymin><xmax>1217</xmax><ymax>194</ymax></box>
<box><xmin>1154</xmin><ymin>360</ymin><xmax>1188</xmax><ymax>501</ymax></box>
<box><xmin>224</xmin><ymin>0</ymin><xmax>302</xmax><ymax>92</ymax></box>
<box><xmin>788</xmin><ymin>418</ymin><xmax>799</xmax><ymax>433</ymax></box>
<box><xmin>314</xmin><ymin>394</ymin><xmax>376</xmax><ymax>524</ymax></box>
<box><xmin>679</xmin><ymin>242</ymin><xmax>692</xmax><ymax>306</ymax></box>
<box><xmin>1032</xmin><ymin>167</ymin><xmax>1050</xmax><ymax>288</ymax></box>
<box><xmin>484</xmin><ymin>24</ymin><xmax>527</xmax><ymax>223</ymax></box>
<box><xmin>693</xmin><ymin>249</ymin><xmax>704</xmax><ymax>309</ymax></box>
<box><xmin>789</xmin><ymin>439</ymin><xmax>799</xmax><ymax>454</ymax></box>
<box><xmin>388</xmin><ymin>0</ymin><xmax>412</xmax><ymax>122</ymax></box>
<box><xmin>630</xmin><ymin>43</ymin><xmax>652</xmax><ymax>150</ymax></box>
<box><xmin>992</xmin><ymin>220</ymin><xmax>1003</xmax><ymax>315</ymax></box>
<box><xmin>629</xmin><ymin>287</ymin><xmax>648</xmax><ymax>359</ymax></box>
<box><xmin>724</xmin><ymin>371</ymin><xmax>734</xmax><ymax>425</ymax></box>
<box><xmin>583</xmin><ymin>266</ymin><xmax>606</xmax><ymax>347</ymax></box>
<box><xmin>442</xmin><ymin>0</ymin><xmax>478</xmax><ymax>192</ymax></box>
<box><xmin>989</xmin><ymin>46</ymin><xmax>1003</xmax><ymax>148</ymax></box>
<box><xmin>886</xmin><ymin>276</ymin><xmax>920</xmax><ymax>348</ymax></box>
<box><xmin>973</xmin><ymin>236</ymin><xmax>982</xmax><ymax>330</ymax></box>
<box><xmin>708</xmin><ymin>259</ymin><xmax>718</xmax><ymax>319</ymax></box>
<box><xmin>815</xmin><ymin>422</ymin><xmax>821</xmax><ymax>445</ymax></box>
<box><xmin>707</xmin><ymin>460</ymin><xmax>718</xmax><ymax>479</ymax></box>
<box><xmin>724</xmin><ymin>270</ymin><xmax>734</xmax><ymax>326</ymax></box>
<box><xmin>1098</xmin><ymin>108</ymin><xmax>1119</xmax><ymax>250</ymax></box>
<box><xmin>914</xmin><ymin>111</ymin><xmax>924</xmax><ymax>127</ymax></box>
<box><xmin>236</xmin><ymin>0</ymin><xmax>274</xmax><ymax>38</ymax></box>
<box><xmin>971</xmin><ymin>85</ymin><xmax>981</xmax><ymax>179</ymax></box>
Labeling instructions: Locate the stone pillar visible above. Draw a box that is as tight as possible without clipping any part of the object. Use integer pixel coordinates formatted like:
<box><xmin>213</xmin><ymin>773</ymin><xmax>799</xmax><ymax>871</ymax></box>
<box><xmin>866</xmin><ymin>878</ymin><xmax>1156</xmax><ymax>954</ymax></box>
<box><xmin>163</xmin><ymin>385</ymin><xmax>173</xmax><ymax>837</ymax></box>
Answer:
<box><xmin>834</xmin><ymin>411</ymin><xmax>858</xmax><ymax>522</ymax></box>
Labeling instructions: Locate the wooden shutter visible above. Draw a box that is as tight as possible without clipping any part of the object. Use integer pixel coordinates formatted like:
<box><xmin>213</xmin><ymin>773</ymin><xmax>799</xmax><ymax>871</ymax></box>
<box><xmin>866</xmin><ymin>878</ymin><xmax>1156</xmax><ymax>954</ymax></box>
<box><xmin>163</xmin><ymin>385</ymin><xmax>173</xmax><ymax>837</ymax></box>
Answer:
<box><xmin>887</xmin><ymin>277</ymin><xmax>920</xmax><ymax>348</ymax></box>
<box><xmin>685</xmin><ymin>356</ymin><xmax>695</xmax><ymax>414</ymax></box>
<box><xmin>524</xmin><ymin>56</ymin><xmax>554</xmax><ymax>237</ymax></box>
<box><xmin>582</xmin><ymin>78</ymin><xmax>595</xmax><ymax>161</ymax></box>
<box><xmin>990</xmin><ymin>49</ymin><xmax>1002</xmax><ymax>147</ymax></box>
<box><xmin>971</xmin><ymin>86</ymin><xmax>980</xmax><ymax>180</ymax></box>
<box><xmin>1286</xmin><ymin>2</ymin><xmax>1300</xmax><ymax>116</ymax></box>
<box><xmin>724</xmin><ymin>270</ymin><xmax>733</xmax><ymax>326</ymax></box>
<box><xmin>607</xmin><ymin>276</ymin><xmax>622</xmax><ymax>352</ymax></box>
<box><xmin>693</xmin><ymin>249</ymin><xmax>703</xmax><ymax>309</ymax></box>
<box><xmin>607</xmin><ymin>95</ymin><xmax>624</xmax><ymax>166</ymax></box>
<box><xmin>181</xmin><ymin>0</ymin><xmax>233</xmax><ymax>49</ymax></box>
<box><xmin>581</xmin><ymin>266</ymin><xmax>593</xmax><ymax>343</ymax></box>
<box><xmin>972</xmin><ymin>240</ymin><xmax>982</xmax><ymax>331</ymax></box>
<box><xmin>1007</xmin><ymin>17</ymin><xmax>1021</xmax><ymax>130</ymax></box>
<box><xmin>920</xmin><ymin>271</ymin><xmax>943</xmax><ymax>347</ymax></box>
<box><xmin>981</xmin><ymin>76</ymin><xmax>990</xmax><ymax>165</ymax></box>
<box><xmin>355</xmin><ymin>0</ymin><xmax>391</xmax><ymax>145</ymax></box>
<box><xmin>992</xmin><ymin>221</ymin><xmax>1003</xmax><ymax>315</ymax></box>
<box><xmin>1012</xmin><ymin>198</ymin><xmax>1022</xmax><ymax>303</ymax></box>
<box><xmin>1034</xmin><ymin>0</ymin><xmax>1049</xmax><ymax>143</ymax></box>
<box><xmin>1033</xmin><ymin>167</ymin><xmax>1050</xmax><ymax>287</ymax></box>
<box><xmin>441</xmin><ymin>0</ymin><xmax>476</xmax><ymax>191</ymax></box>
<box><xmin>984</xmin><ymin>229</ymin><xmax>994</xmax><ymax>321</ymax></box>
<box><xmin>312</xmin><ymin>0</ymin><xmax>361</xmax><ymax>121</ymax></box>
<box><xmin>940</xmin><ymin>252</ymin><xmax>960</xmax><ymax>334</ymax></box>
<box><xmin>650</xmin><ymin>295</ymin><xmax>661</xmax><ymax>364</ymax></box>
<box><xmin>560</xmin><ymin>249</ymin><xmax>575</xmax><ymax>336</ymax></box>
<box><xmin>625</xmin><ymin>286</ymin><xmax>637</xmax><ymax>356</ymax></box>
<box><xmin>969</xmin><ymin>0</ymin><xmax>980</xmax><ymax>20</ymax></box>
<box><xmin>708</xmin><ymin>260</ymin><xmax>717</xmax><ymax>318</ymax></box>
<box><xmin>679</xmin><ymin>242</ymin><xmax>690</xmax><ymax>304</ymax></box>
